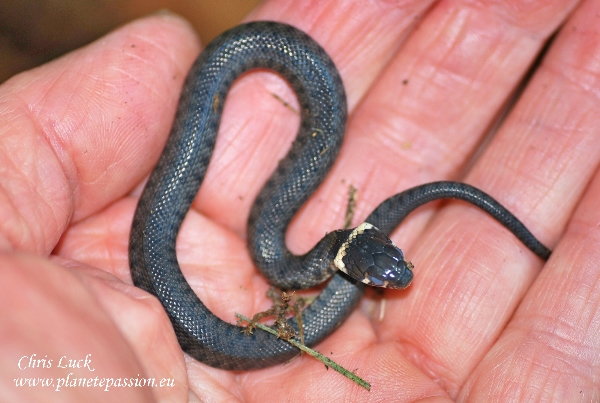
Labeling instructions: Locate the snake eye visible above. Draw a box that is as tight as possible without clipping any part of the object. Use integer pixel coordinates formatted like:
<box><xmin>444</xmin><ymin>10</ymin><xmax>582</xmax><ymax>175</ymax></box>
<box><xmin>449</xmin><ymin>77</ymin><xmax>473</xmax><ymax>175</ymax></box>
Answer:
<box><xmin>334</xmin><ymin>223</ymin><xmax>414</xmax><ymax>289</ymax></box>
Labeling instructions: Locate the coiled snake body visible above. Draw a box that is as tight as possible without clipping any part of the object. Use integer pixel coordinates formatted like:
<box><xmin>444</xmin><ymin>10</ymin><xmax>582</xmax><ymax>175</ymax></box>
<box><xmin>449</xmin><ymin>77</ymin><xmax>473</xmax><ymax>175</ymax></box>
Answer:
<box><xmin>129</xmin><ymin>21</ymin><xmax>550</xmax><ymax>370</ymax></box>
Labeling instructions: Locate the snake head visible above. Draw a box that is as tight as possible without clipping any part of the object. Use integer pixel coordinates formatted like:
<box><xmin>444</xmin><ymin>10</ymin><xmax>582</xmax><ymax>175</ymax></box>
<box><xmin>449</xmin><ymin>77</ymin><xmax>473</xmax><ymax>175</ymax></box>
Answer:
<box><xmin>333</xmin><ymin>223</ymin><xmax>414</xmax><ymax>289</ymax></box>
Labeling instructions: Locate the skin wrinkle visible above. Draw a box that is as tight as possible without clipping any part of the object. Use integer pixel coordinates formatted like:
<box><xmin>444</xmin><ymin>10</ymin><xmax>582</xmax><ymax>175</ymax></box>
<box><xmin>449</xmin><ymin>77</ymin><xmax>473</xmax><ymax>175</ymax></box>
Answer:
<box><xmin>461</xmin><ymin>262</ymin><xmax>507</xmax><ymax>336</ymax></box>
<box><xmin>0</xmin><ymin>17</ymin><xmax>200</xmax><ymax>403</ymax></box>
<box><xmin>56</xmin><ymin>199</ymin><xmax>131</xmax><ymax>278</ymax></box>
<box><xmin>484</xmin><ymin>138</ymin><xmax>551</xmax><ymax>206</ymax></box>
<box><xmin>351</xmin><ymin>161</ymin><xmax>384</xmax><ymax>216</ymax></box>
<box><xmin>466</xmin><ymin>235</ymin><xmax>599</xmax><ymax>398</ymax></box>
<box><xmin>532</xmin><ymin>74</ymin><xmax>594</xmax><ymax>136</ymax></box>
<box><xmin>396</xmin><ymin>339</ymin><xmax>456</xmax><ymax>392</ymax></box>
<box><xmin>441</xmin><ymin>286</ymin><xmax>477</xmax><ymax>350</ymax></box>
<box><xmin>401</xmin><ymin>212</ymin><xmax>536</xmax><ymax>390</ymax></box>
<box><xmin>414</xmin><ymin>249</ymin><xmax>508</xmax><ymax>389</ymax></box>
<box><xmin>434</xmin><ymin>7</ymin><xmax>473</xmax><ymax>66</ymax></box>
<box><xmin>305</xmin><ymin>0</ymin><xmax>342</xmax><ymax>35</ymax></box>
<box><xmin>81</xmin><ymin>118</ymin><xmax>142</xmax><ymax>191</ymax></box>
<box><xmin>491</xmin><ymin>149</ymin><xmax>556</xmax><ymax>201</ymax></box>
<box><xmin>359</xmin><ymin>108</ymin><xmax>461</xmax><ymax>179</ymax></box>
<box><xmin>549</xmin><ymin>58</ymin><xmax>600</xmax><ymax>103</ymax></box>
<box><xmin>466</xmin><ymin>42</ymin><xmax>528</xmax><ymax>106</ymax></box>
<box><xmin>44</xmin><ymin>63</ymin><xmax>90</xmax><ymax>123</ymax></box>
<box><xmin>422</xmin><ymin>15</ymin><xmax>523</xmax><ymax>115</ymax></box>
<box><xmin>475</xmin><ymin>264</ymin><xmax>519</xmax><ymax>338</ymax></box>
<box><xmin>335</xmin><ymin>21</ymin><xmax>375</xmax><ymax>72</ymax></box>
<box><xmin>74</xmin><ymin>225</ymin><xmax>113</xmax><ymax>269</ymax></box>
<box><xmin>1</xmin><ymin>110</ymin><xmax>67</xmax><ymax>253</ymax></box>
<box><xmin>364</xmin><ymin>17</ymin><xmax>532</xmax><ymax>185</ymax></box>
<box><xmin>127</xmin><ymin>29</ymin><xmax>191</xmax><ymax>70</ymax></box>
<box><xmin>480</xmin><ymin>155</ymin><xmax>576</xmax><ymax>246</ymax></box>
<box><xmin>486</xmin><ymin>63</ymin><xmax>592</xmax><ymax>213</ymax></box>
<box><xmin>104</xmin><ymin>41</ymin><xmax>184</xmax><ymax>108</ymax></box>
<box><xmin>433</xmin><ymin>233</ymin><xmax>474</xmax><ymax>316</ymax></box>
<box><xmin>180</xmin><ymin>248</ymin><xmax>247</xmax><ymax>293</ymax></box>
<box><xmin>215</xmin><ymin>80</ymin><xmax>298</xmax><ymax>187</ymax></box>
<box><xmin>105</xmin><ymin>65</ymin><xmax>148</xmax><ymax>95</ymax></box>
<box><xmin>398</xmin><ymin>8</ymin><xmax>540</xmax><ymax>158</ymax></box>
<box><xmin>27</xmin><ymin>101</ymin><xmax>79</xmax><ymax>210</ymax></box>
<box><xmin>502</xmin><ymin>89</ymin><xmax>552</xmax><ymax>132</ymax></box>
<box><xmin>100</xmin><ymin>216</ymin><xmax>127</xmax><ymax>273</ymax></box>
<box><xmin>55</xmin><ymin>66</ymin><xmax>91</xmax><ymax>117</ymax></box>
<box><xmin>502</xmin><ymin>91</ymin><xmax>600</xmax><ymax>208</ymax></box>
<box><xmin>29</xmin><ymin>156</ymin><xmax>63</xmax><ymax>250</ymax></box>
<box><xmin>551</xmin><ymin>118</ymin><xmax>598</xmax><ymax>191</ymax></box>
<box><xmin>532</xmin><ymin>348</ymin><xmax>579</xmax><ymax>396</ymax></box>
<box><xmin>174</xmin><ymin>209</ymin><xmax>273</xmax><ymax>322</ymax></box>
<box><xmin>38</xmin><ymin>83</ymin><xmax>98</xmax><ymax>211</ymax></box>
<box><xmin>325</xmin><ymin>5</ymin><xmax>408</xmax><ymax>83</ymax></box>
<box><xmin>386</xmin><ymin>108</ymin><xmax>449</xmax><ymax>165</ymax></box>
<box><xmin>235</xmin><ymin>117</ymin><xmax>287</xmax><ymax>192</ymax></box>
<box><xmin>469</xmin><ymin>0</ymin><xmax>576</xmax><ymax>35</ymax></box>
<box><xmin>485</xmin><ymin>37</ymin><xmax>527</xmax><ymax>83</ymax></box>
<box><xmin>376</xmin><ymin>4</ymin><xmax>576</xmax><ymax>398</ymax></box>
<box><xmin>417</xmin><ymin>4</ymin><xmax>461</xmax><ymax>57</ymax></box>
<box><xmin>290</xmin><ymin>183</ymin><xmax>347</xmax><ymax>247</ymax></box>
<box><xmin>70</xmin><ymin>264</ymin><xmax>192</xmax><ymax>396</ymax></box>
<box><xmin>388</xmin><ymin>244</ymin><xmax>457</xmax><ymax>378</ymax></box>
<box><xmin>207</xmin><ymin>118</ymin><xmax>256</xmax><ymax>192</ymax></box>
<box><xmin>546</xmin><ymin>251</ymin><xmax>600</xmax><ymax>345</ymax></box>
<box><xmin>0</xmin><ymin>184</ymin><xmax>26</xmax><ymax>251</ymax></box>
<box><xmin>28</xmin><ymin>61</ymin><xmax>76</xmax><ymax>110</ymax></box>
<box><xmin>192</xmin><ymin>71</ymin><xmax>303</xmax><ymax>231</ymax></box>
<box><xmin>497</xmin><ymin>341</ymin><xmax>537</xmax><ymax>400</ymax></box>
<box><xmin>432</xmin><ymin>7</ymin><xmax>523</xmax><ymax>86</ymax></box>
<box><xmin>547</xmin><ymin>310</ymin><xmax>599</xmax><ymax>365</ymax></box>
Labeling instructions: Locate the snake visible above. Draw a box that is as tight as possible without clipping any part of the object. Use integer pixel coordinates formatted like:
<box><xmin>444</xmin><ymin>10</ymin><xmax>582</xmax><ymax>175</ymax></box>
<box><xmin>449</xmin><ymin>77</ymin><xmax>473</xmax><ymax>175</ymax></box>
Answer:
<box><xmin>129</xmin><ymin>21</ymin><xmax>551</xmax><ymax>371</ymax></box>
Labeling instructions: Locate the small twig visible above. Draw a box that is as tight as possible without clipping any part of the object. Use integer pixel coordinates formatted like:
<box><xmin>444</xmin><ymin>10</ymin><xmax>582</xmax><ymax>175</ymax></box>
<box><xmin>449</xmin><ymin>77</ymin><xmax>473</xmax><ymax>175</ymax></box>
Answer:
<box><xmin>236</xmin><ymin>313</ymin><xmax>371</xmax><ymax>391</ymax></box>
<box><xmin>271</xmin><ymin>93</ymin><xmax>299</xmax><ymax>115</ymax></box>
<box><xmin>343</xmin><ymin>184</ymin><xmax>357</xmax><ymax>230</ymax></box>
<box><xmin>240</xmin><ymin>288</ymin><xmax>304</xmax><ymax>342</ymax></box>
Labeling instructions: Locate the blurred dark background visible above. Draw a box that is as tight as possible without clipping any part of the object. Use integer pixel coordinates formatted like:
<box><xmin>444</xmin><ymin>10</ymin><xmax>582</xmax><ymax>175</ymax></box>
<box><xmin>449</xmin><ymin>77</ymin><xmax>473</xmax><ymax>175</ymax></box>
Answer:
<box><xmin>0</xmin><ymin>0</ymin><xmax>262</xmax><ymax>83</ymax></box>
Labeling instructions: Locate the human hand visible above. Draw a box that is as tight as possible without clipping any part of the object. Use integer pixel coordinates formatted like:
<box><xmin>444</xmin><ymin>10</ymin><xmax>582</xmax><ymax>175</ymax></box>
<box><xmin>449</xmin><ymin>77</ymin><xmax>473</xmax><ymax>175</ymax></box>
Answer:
<box><xmin>2</xmin><ymin>1</ymin><xmax>600</xmax><ymax>402</ymax></box>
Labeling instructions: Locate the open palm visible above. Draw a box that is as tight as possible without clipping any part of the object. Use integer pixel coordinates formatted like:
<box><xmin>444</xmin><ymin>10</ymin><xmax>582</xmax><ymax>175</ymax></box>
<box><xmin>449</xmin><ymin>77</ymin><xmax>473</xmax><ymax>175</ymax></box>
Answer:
<box><xmin>2</xmin><ymin>1</ymin><xmax>600</xmax><ymax>402</ymax></box>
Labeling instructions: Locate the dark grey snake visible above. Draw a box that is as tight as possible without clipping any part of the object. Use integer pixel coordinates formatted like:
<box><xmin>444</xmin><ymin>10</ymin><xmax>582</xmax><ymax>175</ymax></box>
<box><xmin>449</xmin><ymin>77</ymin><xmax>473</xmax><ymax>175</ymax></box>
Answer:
<box><xmin>129</xmin><ymin>21</ymin><xmax>550</xmax><ymax>371</ymax></box>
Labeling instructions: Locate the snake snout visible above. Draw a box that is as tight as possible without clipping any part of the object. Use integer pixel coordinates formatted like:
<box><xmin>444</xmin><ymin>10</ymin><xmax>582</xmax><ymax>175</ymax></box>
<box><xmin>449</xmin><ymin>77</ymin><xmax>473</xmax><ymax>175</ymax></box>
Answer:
<box><xmin>333</xmin><ymin>222</ymin><xmax>414</xmax><ymax>289</ymax></box>
<box><xmin>369</xmin><ymin>249</ymin><xmax>414</xmax><ymax>289</ymax></box>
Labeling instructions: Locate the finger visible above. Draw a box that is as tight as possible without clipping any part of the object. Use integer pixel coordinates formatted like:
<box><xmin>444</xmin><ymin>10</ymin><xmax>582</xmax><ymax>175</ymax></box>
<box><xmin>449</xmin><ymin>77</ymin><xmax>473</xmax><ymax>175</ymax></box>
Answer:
<box><xmin>461</xmin><ymin>155</ymin><xmax>600</xmax><ymax>401</ymax></box>
<box><xmin>460</xmin><ymin>0</ymin><xmax>600</xmax><ymax>397</ymax></box>
<box><xmin>0</xmin><ymin>253</ymin><xmax>154</xmax><ymax>402</ymax></box>
<box><xmin>0</xmin><ymin>13</ymin><xmax>199</xmax><ymax>254</ymax></box>
<box><xmin>56</xmin><ymin>258</ymin><xmax>190</xmax><ymax>402</ymax></box>
<box><xmin>379</xmin><ymin>0</ymin><xmax>600</xmax><ymax>396</ymax></box>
